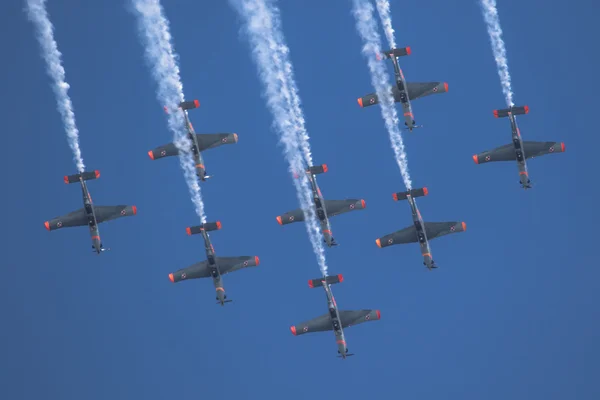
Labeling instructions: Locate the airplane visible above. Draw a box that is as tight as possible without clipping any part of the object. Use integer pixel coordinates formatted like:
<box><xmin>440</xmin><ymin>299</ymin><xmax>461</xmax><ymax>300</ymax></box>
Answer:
<box><xmin>148</xmin><ymin>100</ymin><xmax>239</xmax><ymax>181</ymax></box>
<box><xmin>289</xmin><ymin>274</ymin><xmax>381</xmax><ymax>359</ymax></box>
<box><xmin>472</xmin><ymin>105</ymin><xmax>566</xmax><ymax>189</ymax></box>
<box><xmin>357</xmin><ymin>47</ymin><xmax>448</xmax><ymax>131</ymax></box>
<box><xmin>375</xmin><ymin>187</ymin><xmax>466</xmax><ymax>270</ymax></box>
<box><xmin>168</xmin><ymin>221</ymin><xmax>259</xmax><ymax>306</ymax></box>
<box><xmin>276</xmin><ymin>164</ymin><xmax>366</xmax><ymax>247</ymax></box>
<box><xmin>43</xmin><ymin>170</ymin><xmax>137</xmax><ymax>254</ymax></box>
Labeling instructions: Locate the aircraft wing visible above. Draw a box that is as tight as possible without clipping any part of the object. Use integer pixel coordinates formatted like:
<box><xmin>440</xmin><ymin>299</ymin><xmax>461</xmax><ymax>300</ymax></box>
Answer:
<box><xmin>473</xmin><ymin>144</ymin><xmax>515</xmax><ymax>164</ymax></box>
<box><xmin>339</xmin><ymin>310</ymin><xmax>381</xmax><ymax>328</ymax></box>
<box><xmin>290</xmin><ymin>314</ymin><xmax>331</xmax><ymax>336</ymax></box>
<box><xmin>195</xmin><ymin>133</ymin><xmax>238</xmax><ymax>151</ymax></box>
<box><xmin>276</xmin><ymin>208</ymin><xmax>305</xmax><ymax>225</ymax></box>
<box><xmin>324</xmin><ymin>199</ymin><xmax>366</xmax><ymax>218</ymax></box>
<box><xmin>406</xmin><ymin>82</ymin><xmax>448</xmax><ymax>100</ymax></box>
<box><xmin>216</xmin><ymin>256</ymin><xmax>260</xmax><ymax>275</ymax></box>
<box><xmin>376</xmin><ymin>226</ymin><xmax>418</xmax><ymax>248</ymax></box>
<box><xmin>522</xmin><ymin>141</ymin><xmax>565</xmax><ymax>159</ymax></box>
<box><xmin>170</xmin><ymin>260</ymin><xmax>210</xmax><ymax>282</ymax></box>
<box><xmin>94</xmin><ymin>206</ymin><xmax>137</xmax><ymax>224</ymax></box>
<box><xmin>44</xmin><ymin>208</ymin><xmax>87</xmax><ymax>231</ymax></box>
<box><xmin>424</xmin><ymin>222</ymin><xmax>466</xmax><ymax>241</ymax></box>
<box><xmin>148</xmin><ymin>142</ymin><xmax>179</xmax><ymax>160</ymax></box>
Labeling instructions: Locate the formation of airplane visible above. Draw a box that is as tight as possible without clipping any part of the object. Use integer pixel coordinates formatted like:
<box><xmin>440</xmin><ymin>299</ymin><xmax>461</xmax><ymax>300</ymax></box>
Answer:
<box><xmin>43</xmin><ymin>170</ymin><xmax>137</xmax><ymax>254</ymax></box>
<box><xmin>375</xmin><ymin>187</ymin><xmax>466</xmax><ymax>270</ymax></box>
<box><xmin>168</xmin><ymin>221</ymin><xmax>260</xmax><ymax>305</ymax></box>
<box><xmin>289</xmin><ymin>274</ymin><xmax>381</xmax><ymax>358</ymax></box>
<box><xmin>472</xmin><ymin>105</ymin><xmax>566</xmax><ymax>189</ymax></box>
<box><xmin>276</xmin><ymin>163</ymin><xmax>366</xmax><ymax>247</ymax></box>
<box><xmin>148</xmin><ymin>99</ymin><xmax>239</xmax><ymax>181</ymax></box>
<box><xmin>357</xmin><ymin>47</ymin><xmax>448</xmax><ymax>131</ymax></box>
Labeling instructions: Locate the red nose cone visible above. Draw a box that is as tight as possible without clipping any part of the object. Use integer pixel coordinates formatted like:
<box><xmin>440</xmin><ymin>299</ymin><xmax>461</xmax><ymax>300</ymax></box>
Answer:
<box><xmin>290</xmin><ymin>326</ymin><xmax>297</xmax><ymax>336</ymax></box>
<box><xmin>361</xmin><ymin>199</ymin><xmax>366</xmax><ymax>209</ymax></box>
<box><xmin>254</xmin><ymin>256</ymin><xmax>260</xmax><ymax>266</ymax></box>
<box><xmin>44</xmin><ymin>221</ymin><xmax>50</xmax><ymax>231</ymax></box>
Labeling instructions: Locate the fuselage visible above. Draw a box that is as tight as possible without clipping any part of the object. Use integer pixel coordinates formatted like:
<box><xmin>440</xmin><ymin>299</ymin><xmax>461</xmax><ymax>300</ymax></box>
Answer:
<box><xmin>322</xmin><ymin>284</ymin><xmax>348</xmax><ymax>358</ymax></box>
<box><xmin>307</xmin><ymin>174</ymin><xmax>336</xmax><ymax>247</ymax></box>
<box><xmin>80</xmin><ymin>180</ymin><xmax>102</xmax><ymax>254</ymax></box>
<box><xmin>507</xmin><ymin>114</ymin><xmax>531</xmax><ymax>189</ymax></box>
<box><xmin>182</xmin><ymin>111</ymin><xmax>207</xmax><ymax>181</ymax></box>
<box><xmin>201</xmin><ymin>230</ymin><xmax>226</xmax><ymax>305</ymax></box>
<box><xmin>389</xmin><ymin>56</ymin><xmax>416</xmax><ymax>130</ymax></box>
<box><xmin>407</xmin><ymin>195</ymin><xmax>434</xmax><ymax>269</ymax></box>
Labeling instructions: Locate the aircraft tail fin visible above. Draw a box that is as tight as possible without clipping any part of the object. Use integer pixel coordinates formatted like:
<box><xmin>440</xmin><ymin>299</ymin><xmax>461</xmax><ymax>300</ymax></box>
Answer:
<box><xmin>393</xmin><ymin>187</ymin><xmax>428</xmax><ymax>201</ymax></box>
<box><xmin>186</xmin><ymin>221</ymin><xmax>222</xmax><ymax>235</ymax></box>
<box><xmin>380</xmin><ymin>47</ymin><xmax>411</xmax><ymax>59</ymax></box>
<box><xmin>64</xmin><ymin>170</ymin><xmax>100</xmax><ymax>184</ymax></box>
<box><xmin>493</xmin><ymin>105</ymin><xmax>529</xmax><ymax>118</ymax></box>
<box><xmin>308</xmin><ymin>274</ymin><xmax>343</xmax><ymax>288</ymax></box>
<box><xmin>307</xmin><ymin>164</ymin><xmax>328</xmax><ymax>175</ymax></box>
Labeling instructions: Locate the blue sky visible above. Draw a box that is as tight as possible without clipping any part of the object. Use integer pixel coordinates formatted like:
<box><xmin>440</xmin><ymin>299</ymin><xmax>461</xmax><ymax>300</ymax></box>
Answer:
<box><xmin>2</xmin><ymin>0</ymin><xmax>598</xmax><ymax>398</ymax></box>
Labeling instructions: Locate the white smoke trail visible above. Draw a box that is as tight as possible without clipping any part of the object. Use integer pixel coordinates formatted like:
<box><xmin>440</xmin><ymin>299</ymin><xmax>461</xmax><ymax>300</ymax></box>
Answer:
<box><xmin>375</xmin><ymin>0</ymin><xmax>396</xmax><ymax>49</ymax></box>
<box><xmin>231</xmin><ymin>0</ymin><xmax>328</xmax><ymax>276</ymax></box>
<box><xmin>352</xmin><ymin>0</ymin><xmax>412</xmax><ymax>189</ymax></box>
<box><xmin>25</xmin><ymin>0</ymin><xmax>85</xmax><ymax>173</ymax></box>
<box><xmin>131</xmin><ymin>0</ymin><xmax>206</xmax><ymax>223</ymax></box>
<box><xmin>479</xmin><ymin>0</ymin><xmax>514</xmax><ymax>107</ymax></box>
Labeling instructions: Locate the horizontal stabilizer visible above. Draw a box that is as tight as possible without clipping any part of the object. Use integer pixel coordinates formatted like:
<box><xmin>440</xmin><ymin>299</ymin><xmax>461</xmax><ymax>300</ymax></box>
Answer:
<box><xmin>382</xmin><ymin>47</ymin><xmax>411</xmax><ymax>58</ymax></box>
<box><xmin>186</xmin><ymin>221</ymin><xmax>222</xmax><ymax>235</ymax></box>
<box><xmin>64</xmin><ymin>170</ymin><xmax>100</xmax><ymax>184</ymax></box>
<box><xmin>180</xmin><ymin>99</ymin><xmax>200</xmax><ymax>110</ymax></box>
<box><xmin>493</xmin><ymin>105</ymin><xmax>529</xmax><ymax>118</ymax></box>
<box><xmin>393</xmin><ymin>187</ymin><xmax>428</xmax><ymax>201</ymax></box>
<box><xmin>307</xmin><ymin>164</ymin><xmax>328</xmax><ymax>175</ymax></box>
<box><xmin>308</xmin><ymin>274</ymin><xmax>343</xmax><ymax>288</ymax></box>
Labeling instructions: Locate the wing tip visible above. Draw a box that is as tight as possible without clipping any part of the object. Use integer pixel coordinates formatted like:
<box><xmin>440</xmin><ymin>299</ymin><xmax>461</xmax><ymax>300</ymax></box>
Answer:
<box><xmin>168</xmin><ymin>273</ymin><xmax>174</xmax><ymax>283</ymax></box>
<box><xmin>422</xmin><ymin>187</ymin><xmax>429</xmax><ymax>196</ymax></box>
<box><xmin>462</xmin><ymin>222</ymin><xmax>467</xmax><ymax>231</ymax></box>
<box><xmin>375</xmin><ymin>238</ymin><xmax>382</xmax><ymax>248</ymax></box>
<box><xmin>148</xmin><ymin>150</ymin><xmax>155</xmax><ymax>160</ymax></box>
<box><xmin>357</xmin><ymin>97</ymin><xmax>363</xmax><ymax>108</ymax></box>
<box><xmin>44</xmin><ymin>221</ymin><xmax>50</xmax><ymax>231</ymax></box>
<box><xmin>216</xmin><ymin>221</ymin><xmax>222</xmax><ymax>230</ymax></box>
<box><xmin>132</xmin><ymin>206</ymin><xmax>137</xmax><ymax>215</ymax></box>
<box><xmin>233</xmin><ymin>133</ymin><xmax>238</xmax><ymax>143</ymax></box>
<box><xmin>185</xmin><ymin>227</ymin><xmax>192</xmax><ymax>236</ymax></box>
<box><xmin>290</xmin><ymin>326</ymin><xmax>297</xmax><ymax>336</ymax></box>
<box><xmin>360</xmin><ymin>199</ymin><xmax>366</xmax><ymax>209</ymax></box>
<box><xmin>406</xmin><ymin>46</ymin><xmax>412</xmax><ymax>55</ymax></box>
<box><xmin>561</xmin><ymin>142</ymin><xmax>566</xmax><ymax>152</ymax></box>
<box><xmin>254</xmin><ymin>256</ymin><xmax>260</xmax><ymax>266</ymax></box>
<box><xmin>444</xmin><ymin>82</ymin><xmax>448</xmax><ymax>92</ymax></box>
<box><xmin>194</xmin><ymin>99</ymin><xmax>200</xmax><ymax>108</ymax></box>
<box><xmin>376</xmin><ymin>310</ymin><xmax>381</xmax><ymax>320</ymax></box>
<box><xmin>472</xmin><ymin>154</ymin><xmax>479</xmax><ymax>164</ymax></box>
<box><xmin>338</xmin><ymin>274</ymin><xmax>344</xmax><ymax>283</ymax></box>
<box><xmin>276</xmin><ymin>216</ymin><xmax>283</xmax><ymax>225</ymax></box>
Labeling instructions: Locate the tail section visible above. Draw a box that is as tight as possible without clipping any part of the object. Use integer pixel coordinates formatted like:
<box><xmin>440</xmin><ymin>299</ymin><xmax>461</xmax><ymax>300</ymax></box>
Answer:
<box><xmin>392</xmin><ymin>187</ymin><xmax>428</xmax><ymax>201</ymax></box>
<box><xmin>186</xmin><ymin>221</ymin><xmax>222</xmax><ymax>235</ymax></box>
<box><xmin>308</xmin><ymin>274</ymin><xmax>343</xmax><ymax>288</ymax></box>
<box><xmin>306</xmin><ymin>164</ymin><xmax>328</xmax><ymax>175</ymax></box>
<box><xmin>380</xmin><ymin>47</ymin><xmax>411</xmax><ymax>59</ymax></box>
<box><xmin>493</xmin><ymin>105</ymin><xmax>529</xmax><ymax>118</ymax></box>
<box><xmin>64</xmin><ymin>170</ymin><xmax>100</xmax><ymax>184</ymax></box>
<box><xmin>164</xmin><ymin>99</ymin><xmax>200</xmax><ymax>113</ymax></box>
